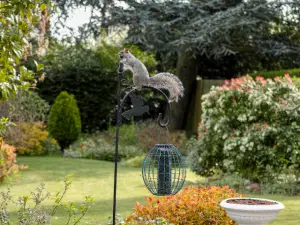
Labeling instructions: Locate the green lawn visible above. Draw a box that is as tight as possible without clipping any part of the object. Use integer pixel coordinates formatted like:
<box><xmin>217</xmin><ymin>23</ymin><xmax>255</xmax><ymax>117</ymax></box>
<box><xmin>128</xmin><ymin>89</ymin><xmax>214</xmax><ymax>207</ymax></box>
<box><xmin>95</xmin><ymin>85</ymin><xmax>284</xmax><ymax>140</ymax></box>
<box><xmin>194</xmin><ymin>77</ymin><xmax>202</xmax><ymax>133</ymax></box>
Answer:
<box><xmin>0</xmin><ymin>156</ymin><xmax>200</xmax><ymax>224</ymax></box>
<box><xmin>1</xmin><ymin>156</ymin><xmax>299</xmax><ymax>224</ymax></box>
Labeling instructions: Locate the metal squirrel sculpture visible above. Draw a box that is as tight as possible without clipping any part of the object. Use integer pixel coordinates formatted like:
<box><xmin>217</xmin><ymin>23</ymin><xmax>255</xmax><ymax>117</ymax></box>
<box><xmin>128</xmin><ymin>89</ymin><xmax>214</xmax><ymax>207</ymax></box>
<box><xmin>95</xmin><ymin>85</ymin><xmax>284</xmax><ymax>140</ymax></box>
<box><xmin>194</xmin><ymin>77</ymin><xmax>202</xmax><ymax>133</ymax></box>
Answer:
<box><xmin>118</xmin><ymin>48</ymin><xmax>184</xmax><ymax>102</ymax></box>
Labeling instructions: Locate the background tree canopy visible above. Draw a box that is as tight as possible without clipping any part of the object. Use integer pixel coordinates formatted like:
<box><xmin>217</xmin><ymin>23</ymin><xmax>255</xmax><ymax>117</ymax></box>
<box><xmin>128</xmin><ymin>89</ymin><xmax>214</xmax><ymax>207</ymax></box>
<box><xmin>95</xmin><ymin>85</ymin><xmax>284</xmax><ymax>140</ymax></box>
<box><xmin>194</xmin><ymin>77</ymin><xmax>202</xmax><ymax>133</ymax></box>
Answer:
<box><xmin>0</xmin><ymin>0</ymin><xmax>52</xmax><ymax>100</ymax></box>
<box><xmin>35</xmin><ymin>0</ymin><xmax>300</xmax><ymax>130</ymax></box>
<box><xmin>36</xmin><ymin>42</ymin><xmax>159</xmax><ymax>132</ymax></box>
<box><xmin>107</xmin><ymin>0</ymin><xmax>300</xmax><ymax>129</ymax></box>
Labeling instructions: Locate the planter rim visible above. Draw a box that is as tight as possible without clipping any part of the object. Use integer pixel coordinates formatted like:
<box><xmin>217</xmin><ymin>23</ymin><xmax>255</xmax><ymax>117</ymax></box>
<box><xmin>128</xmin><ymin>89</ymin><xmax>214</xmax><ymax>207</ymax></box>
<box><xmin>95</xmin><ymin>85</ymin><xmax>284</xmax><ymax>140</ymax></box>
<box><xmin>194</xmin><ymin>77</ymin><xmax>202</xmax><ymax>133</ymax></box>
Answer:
<box><xmin>220</xmin><ymin>197</ymin><xmax>285</xmax><ymax>211</ymax></box>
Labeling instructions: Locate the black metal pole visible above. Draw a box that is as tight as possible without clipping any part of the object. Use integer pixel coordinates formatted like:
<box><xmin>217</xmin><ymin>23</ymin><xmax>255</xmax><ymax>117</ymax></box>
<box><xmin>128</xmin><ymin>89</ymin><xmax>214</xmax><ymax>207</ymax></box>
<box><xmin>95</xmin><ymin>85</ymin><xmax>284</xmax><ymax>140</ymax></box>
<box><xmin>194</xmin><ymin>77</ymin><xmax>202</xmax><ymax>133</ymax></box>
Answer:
<box><xmin>113</xmin><ymin>63</ymin><xmax>123</xmax><ymax>225</ymax></box>
<box><xmin>112</xmin><ymin>60</ymin><xmax>172</xmax><ymax>222</ymax></box>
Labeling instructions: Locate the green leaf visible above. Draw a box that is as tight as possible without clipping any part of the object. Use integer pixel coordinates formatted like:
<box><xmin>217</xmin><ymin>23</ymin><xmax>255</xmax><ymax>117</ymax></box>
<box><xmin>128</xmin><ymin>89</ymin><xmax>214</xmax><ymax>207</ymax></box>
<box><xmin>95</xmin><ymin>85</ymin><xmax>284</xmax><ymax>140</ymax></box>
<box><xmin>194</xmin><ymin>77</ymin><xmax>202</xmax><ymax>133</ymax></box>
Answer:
<box><xmin>22</xmin><ymin>37</ymin><xmax>29</xmax><ymax>45</ymax></box>
<box><xmin>37</xmin><ymin>64</ymin><xmax>44</xmax><ymax>71</ymax></box>
<box><xmin>12</xmin><ymin>48</ymin><xmax>22</xmax><ymax>58</ymax></box>
<box><xmin>40</xmin><ymin>3</ymin><xmax>47</xmax><ymax>11</ymax></box>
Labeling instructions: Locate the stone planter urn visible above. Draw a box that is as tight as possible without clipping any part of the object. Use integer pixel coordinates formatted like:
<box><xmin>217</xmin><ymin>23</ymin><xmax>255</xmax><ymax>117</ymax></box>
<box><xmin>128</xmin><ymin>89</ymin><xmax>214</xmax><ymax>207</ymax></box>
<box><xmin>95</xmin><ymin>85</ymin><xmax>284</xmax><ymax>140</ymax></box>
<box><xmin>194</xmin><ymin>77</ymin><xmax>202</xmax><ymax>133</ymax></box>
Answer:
<box><xmin>220</xmin><ymin>198</ymin><xmax>285</xmax><ymax>225</ymax></box>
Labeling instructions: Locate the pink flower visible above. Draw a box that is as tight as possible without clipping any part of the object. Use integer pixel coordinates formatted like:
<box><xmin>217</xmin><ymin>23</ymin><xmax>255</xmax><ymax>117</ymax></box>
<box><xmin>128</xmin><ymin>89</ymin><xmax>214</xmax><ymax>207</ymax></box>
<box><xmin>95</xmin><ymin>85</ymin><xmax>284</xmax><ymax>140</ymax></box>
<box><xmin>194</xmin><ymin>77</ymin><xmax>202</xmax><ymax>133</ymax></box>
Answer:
<box><xmin>274</xmin><ymin>76</ymin><xmax>280</xmax><ymax>81</ymax></box>
<box><xmin>284</xmin><ymin>73</ymin><xmax>292</xmax><ymax>84</ymax></box>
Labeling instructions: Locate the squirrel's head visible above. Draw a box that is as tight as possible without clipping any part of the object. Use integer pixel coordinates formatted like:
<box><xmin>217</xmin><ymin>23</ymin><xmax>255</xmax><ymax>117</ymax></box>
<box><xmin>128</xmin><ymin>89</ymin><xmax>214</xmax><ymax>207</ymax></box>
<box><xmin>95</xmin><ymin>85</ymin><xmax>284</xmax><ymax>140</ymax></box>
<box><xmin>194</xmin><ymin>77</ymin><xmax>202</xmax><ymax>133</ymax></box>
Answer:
<box><xmin>118</xmin><ymin>48</ymin><xmax>131</xmax><ymax>60</ymax></box>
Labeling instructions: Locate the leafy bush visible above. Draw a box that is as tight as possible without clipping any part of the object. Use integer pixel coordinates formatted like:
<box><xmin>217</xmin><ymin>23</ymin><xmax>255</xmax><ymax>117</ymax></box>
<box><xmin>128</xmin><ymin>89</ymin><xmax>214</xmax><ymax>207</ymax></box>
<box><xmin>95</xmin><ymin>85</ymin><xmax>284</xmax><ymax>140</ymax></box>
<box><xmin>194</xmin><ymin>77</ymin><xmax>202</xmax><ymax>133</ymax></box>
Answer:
<box><xmin>4</xmin><ymin>122</ymin><xmax>50</xmax><ymax>156</ymax></box>
<box><xmin>43</xmin><ymin>137</ymin><xmax>61</xmax><ymax>155</ymax></box>
<box><xmin>0</xmin><ymin>0</ymin><xmax>50</xmax><ymax>100</ymax></box>
<box><xmin>0</xmin><ymin>91</ymin><xmax>50</xmax><ymax>123</ymax></box>
<box><xmin>199</xmin><ymin>173</ymin><xmax>246</xmax><ymax>193</ymax></box>
<box><xmin>199</xmin><ymin>171</ymin><xmax>300</xmax><ymax>196</ymax></box>
<box><xmin>0</xmin><ymin>176</ymin><xmax>95</xmax><ymax>224</ymax></box>
<box><xmin>48</xmin><ymin>91</ymin><xmax>81</xmax><ymax>152</ymax></box>
<box><xmin>65</xmin><ymin>135</ymin><xmax>143</xmax><ymax>162</ymax></box>
<box><xmin>249</xmin><ymin>68</ymin><xmax>300</xmax><ymax>79</ymax></box>
<box><xmin>109</xmin><ymin>215</ymin><xmax>172</xmax><ymax>225</ymax></box>
<box><xmin>108</xmin><ymin>122</ymin><xmax>137</xmax><ymax>146</ymax></box>
<box><xmin>106</xmin><ymin>121</ymin><xmax>187</xmax><ymax>154</ymax></box>
<box><xmin>188</xmin><ymin>75</ymin><xmax>300</xmax><ymax>182</ymax></box>
<box><xmin>291</xmin><ymin>77</ymin><xmax>300</xmax><ymax>90</ymax></box>
<box><xmin>135</xmin><ymin>121</ymin><xmax>188</xmax><ymax>154</ymax></box>
<box><xmin>37</xmin><ymin>43</ymin><xmax>157</xmax><ymax>132</ymax></box>
<box><xmin>0</xmin><ymin>141</ymin><xmax>19</xmax><ymax>180</ymax></box>
<box><xmin>126</xmin><ymin>186</ymin><xmax>243</xmax><ymax>225</ymax></box>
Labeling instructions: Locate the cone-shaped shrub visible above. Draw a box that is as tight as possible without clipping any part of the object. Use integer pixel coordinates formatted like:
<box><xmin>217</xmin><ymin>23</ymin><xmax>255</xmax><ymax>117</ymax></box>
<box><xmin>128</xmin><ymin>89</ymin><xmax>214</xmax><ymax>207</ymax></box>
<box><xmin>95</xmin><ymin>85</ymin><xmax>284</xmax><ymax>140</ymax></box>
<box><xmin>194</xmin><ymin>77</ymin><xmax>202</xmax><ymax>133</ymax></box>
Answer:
<box><xmin>48</xmin><ymin>91</ymin><xmax>81</xmax><ymax>153</ymax></box>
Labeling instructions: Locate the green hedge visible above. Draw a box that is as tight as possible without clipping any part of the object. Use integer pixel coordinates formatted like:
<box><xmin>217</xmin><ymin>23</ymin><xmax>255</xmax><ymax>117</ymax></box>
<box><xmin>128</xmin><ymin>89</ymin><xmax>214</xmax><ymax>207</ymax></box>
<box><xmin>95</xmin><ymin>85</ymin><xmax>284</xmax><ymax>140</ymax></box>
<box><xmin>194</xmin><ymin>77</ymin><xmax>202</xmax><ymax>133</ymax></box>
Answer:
<box><xmin>249</xmin><ymin>68</ymin><xmax>300</xmax><ymax>79</ymax></box>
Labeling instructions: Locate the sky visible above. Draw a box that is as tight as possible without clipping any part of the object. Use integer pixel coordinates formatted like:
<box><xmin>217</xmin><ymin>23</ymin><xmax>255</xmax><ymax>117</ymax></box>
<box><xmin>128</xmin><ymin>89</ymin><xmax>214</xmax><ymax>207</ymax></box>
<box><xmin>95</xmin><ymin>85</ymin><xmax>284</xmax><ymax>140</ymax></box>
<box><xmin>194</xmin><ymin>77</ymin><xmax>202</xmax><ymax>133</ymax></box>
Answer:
<box><xmin>52</xmin><ymin>7</ymin><xmax>92</xmax><ymax>38</ymax></box>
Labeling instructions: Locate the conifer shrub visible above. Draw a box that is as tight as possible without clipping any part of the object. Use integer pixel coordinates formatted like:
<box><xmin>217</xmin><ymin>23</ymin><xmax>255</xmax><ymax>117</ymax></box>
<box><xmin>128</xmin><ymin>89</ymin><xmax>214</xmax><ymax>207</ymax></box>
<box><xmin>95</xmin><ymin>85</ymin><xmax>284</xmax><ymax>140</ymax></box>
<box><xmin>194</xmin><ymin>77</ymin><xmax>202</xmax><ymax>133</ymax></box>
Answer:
<box><xmin>126</xmin><ymin>186</ymin><xmax>243</xmax><ymax>225</ymax></box>
<box><xmin>48</xmin><ymin>91</ymin><xmax>81</xmax><ymax>152</ymax></box>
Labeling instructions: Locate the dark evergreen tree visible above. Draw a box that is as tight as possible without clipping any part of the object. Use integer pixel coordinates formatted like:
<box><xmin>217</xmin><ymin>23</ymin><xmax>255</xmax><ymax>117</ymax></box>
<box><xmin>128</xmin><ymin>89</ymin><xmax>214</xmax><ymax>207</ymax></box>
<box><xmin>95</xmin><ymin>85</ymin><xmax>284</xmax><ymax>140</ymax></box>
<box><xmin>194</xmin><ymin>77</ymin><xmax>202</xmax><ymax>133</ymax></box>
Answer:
<box><xmin>37</xmin><ymin>44</ymin><xmax>117</xmax><ymax>132</ymax></box>
<box><xmin>108</xmin><ymin>0</ymin><xmax>300</xmax><ymax>129</ymax></box>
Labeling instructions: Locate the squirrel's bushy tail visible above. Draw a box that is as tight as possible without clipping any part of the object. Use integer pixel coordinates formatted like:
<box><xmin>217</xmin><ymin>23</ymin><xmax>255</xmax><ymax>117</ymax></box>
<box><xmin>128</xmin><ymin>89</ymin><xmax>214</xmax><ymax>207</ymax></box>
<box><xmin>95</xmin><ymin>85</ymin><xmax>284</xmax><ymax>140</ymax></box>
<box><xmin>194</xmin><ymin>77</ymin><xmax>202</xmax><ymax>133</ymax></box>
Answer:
<box><xmin>148</xmin><ymin>73</ymin><xmax>184</xmax><ymax>102</ymax></box>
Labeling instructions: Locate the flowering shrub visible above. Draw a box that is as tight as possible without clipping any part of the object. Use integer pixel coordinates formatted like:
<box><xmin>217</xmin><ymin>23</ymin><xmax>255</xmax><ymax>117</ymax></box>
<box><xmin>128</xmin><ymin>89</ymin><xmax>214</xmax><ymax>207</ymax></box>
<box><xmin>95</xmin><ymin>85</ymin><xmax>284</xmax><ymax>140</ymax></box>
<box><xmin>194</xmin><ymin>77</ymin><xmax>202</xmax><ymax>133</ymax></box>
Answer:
<box><xmin>0</xmin><ymin>141</ymin><xmax>19</xmax><ymax>180</ymax></box>
<box><xmin>188</xmin><ymin>75</ymin><xmax>300</xmax><ymax>181</ymax></box>
<box><xmin>126</xmin><ymin>186</ymin><xmax>242</xmax><ymax>225</ymax></box>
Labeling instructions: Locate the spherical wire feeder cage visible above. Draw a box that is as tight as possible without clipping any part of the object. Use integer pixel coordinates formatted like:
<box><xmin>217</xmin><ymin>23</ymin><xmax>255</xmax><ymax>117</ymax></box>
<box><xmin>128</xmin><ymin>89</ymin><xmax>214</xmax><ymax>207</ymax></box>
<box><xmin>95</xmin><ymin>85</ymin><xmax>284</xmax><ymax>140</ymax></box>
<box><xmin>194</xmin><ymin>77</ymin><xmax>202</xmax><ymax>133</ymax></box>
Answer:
<box><xmin>142</xmin><ymin>144</ymin><xmax>186</xmax><ymax>196</ymax></box>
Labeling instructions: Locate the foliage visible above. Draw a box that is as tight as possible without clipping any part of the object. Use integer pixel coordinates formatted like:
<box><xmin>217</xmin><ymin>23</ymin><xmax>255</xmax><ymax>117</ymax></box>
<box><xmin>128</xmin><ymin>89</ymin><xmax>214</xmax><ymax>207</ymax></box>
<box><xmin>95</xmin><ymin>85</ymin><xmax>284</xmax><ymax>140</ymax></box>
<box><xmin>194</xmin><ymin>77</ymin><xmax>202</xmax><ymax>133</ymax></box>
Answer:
<box><xmin>1</xmin><ymin>156</ymin><xmax>297</xmax><ymax>224</ymax></box>
<box><xmin>106</xmin><ymin>214</ymin><xmax>172</xmax><ymax>225</ymax></box>
<box><xmin>188</xmin><ymin>75</ymin><xmax>300</xmax><ymax>182</ymax></box>
<box><xmin>0</xmin><ymin>0</ymin><xmax>52</xmax><ymax>141</ymax></box>
<box><xmin>259</xmin><ymin>173</ymin><xmax>300</xmax><ymax>196</ymax></box>
<box><xmin>106</xmin><ymin>121</ymin><xmax>187</xmax><ymax>154</ymax></box>
<box><xmin>48</xmin><ymin>91</ymin><xmax>81</xmax><ymax>151</ymax></box>
<box><xmin>110</xmin><ymin>0</ymin><xmax>300</xmax><ymax>71</ymax></box>
<box><xmin>0</xmin><ymin>175</ymin><xmax>95</xmax><ymax>224</ymax></box>
<box><xmin>127</xmin><ymin>185</ymin><xmax>243</xmax><ymax>225</ymax></box>
<box><xmin>108</xmin><ymin>122</ymin><xmax>137</xmax><ymax>146</ymax></box>
<box><xmin>52</xmin><ymin>0</ymin><xmax>113</xmax><ymax>39</ymax></box>
<box><xmin>64</xmin><ymin>135</ymin><xmax>143</xmax><ymax>162</ymax></box>
<box><xmin>135</xmin><ymin>121</ymin><xmax>188</xmax><ymax>154</ymax></box>
<box><xmin>199</xmin><ymin>171</ymin><xmax>300</xmax><ymax>196</ymax></box>
<box><xmin>0</xmin><ymin>141</ymin><xmax>18</xmax><ymax>180</ymax></box>
<box><xmin>43</xmin><ymin>137</ymin><xmax>61</xmax><ymax>155</ymax></box>
<box><xmin>249</xmin><ymin>68</ymin><xmax>300</xmax><ymax>79</ymax></box>
<box><xmin>291</xmin><ymin>77</ymin><xmax>300</xmax><ymax>90</ymax></box>
<box><xmin>0</xmin><ymin>0</ymin><xmax>51</xmax><ymax>100</ymax></box>
<box><xmin>37</xmin><ymin>42</ymin><xmax>157</xmax><ymax>132</ymax></box>
<box><xmin>0</xmin><ymin>118</ymin><xmax>14</xmax><ymax>138</ymax></box>
<box><xmin>0</xmin><ymin>91</ymin><xmax>50</xmax><ymax>123</ymax></box>
<box><xmin>4</xmin><ymin>122</ymin><xmax>49</xmax><ymax>156</ymax></box>
<box><xmin>198</xmin><ymin>173</ymin><xmax>247</xmax><ymax>194</ymax></box>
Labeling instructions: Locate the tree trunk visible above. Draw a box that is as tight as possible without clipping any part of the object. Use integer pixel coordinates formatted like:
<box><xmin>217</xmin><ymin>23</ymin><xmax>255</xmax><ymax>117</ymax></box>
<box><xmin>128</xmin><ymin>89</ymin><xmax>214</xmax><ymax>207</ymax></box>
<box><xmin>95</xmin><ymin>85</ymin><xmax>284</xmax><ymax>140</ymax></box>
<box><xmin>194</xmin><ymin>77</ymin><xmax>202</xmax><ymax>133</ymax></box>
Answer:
<box><xmin>171</xmin><ymin>50</ymin><xmax>198</xmax><ymax>130</ymax></box>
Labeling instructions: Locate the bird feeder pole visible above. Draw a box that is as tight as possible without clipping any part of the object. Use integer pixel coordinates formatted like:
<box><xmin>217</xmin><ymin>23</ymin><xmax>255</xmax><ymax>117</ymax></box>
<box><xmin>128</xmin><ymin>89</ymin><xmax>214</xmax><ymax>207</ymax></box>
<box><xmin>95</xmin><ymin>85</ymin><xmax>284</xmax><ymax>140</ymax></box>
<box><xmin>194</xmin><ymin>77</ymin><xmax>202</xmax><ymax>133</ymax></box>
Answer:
<box><xmin>112</xmin><ymin>60</ymin><xmax>185</xmax><ymax>225</ymax></box>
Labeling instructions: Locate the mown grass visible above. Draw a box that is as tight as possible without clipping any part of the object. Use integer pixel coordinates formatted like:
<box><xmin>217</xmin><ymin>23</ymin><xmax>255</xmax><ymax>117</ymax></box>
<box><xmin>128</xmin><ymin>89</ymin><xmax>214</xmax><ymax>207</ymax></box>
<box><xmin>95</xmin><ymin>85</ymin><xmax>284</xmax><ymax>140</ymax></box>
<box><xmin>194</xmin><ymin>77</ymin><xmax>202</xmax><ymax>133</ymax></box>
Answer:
<box><xmin>0</xmin><ymin>156</ymin><xmax>299</xmax><ymax>224</ymax></box>
<box><xmin>0</xmin><ymin>156</ymin><xmax>200</xmax><ymax>224</ymax></box>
